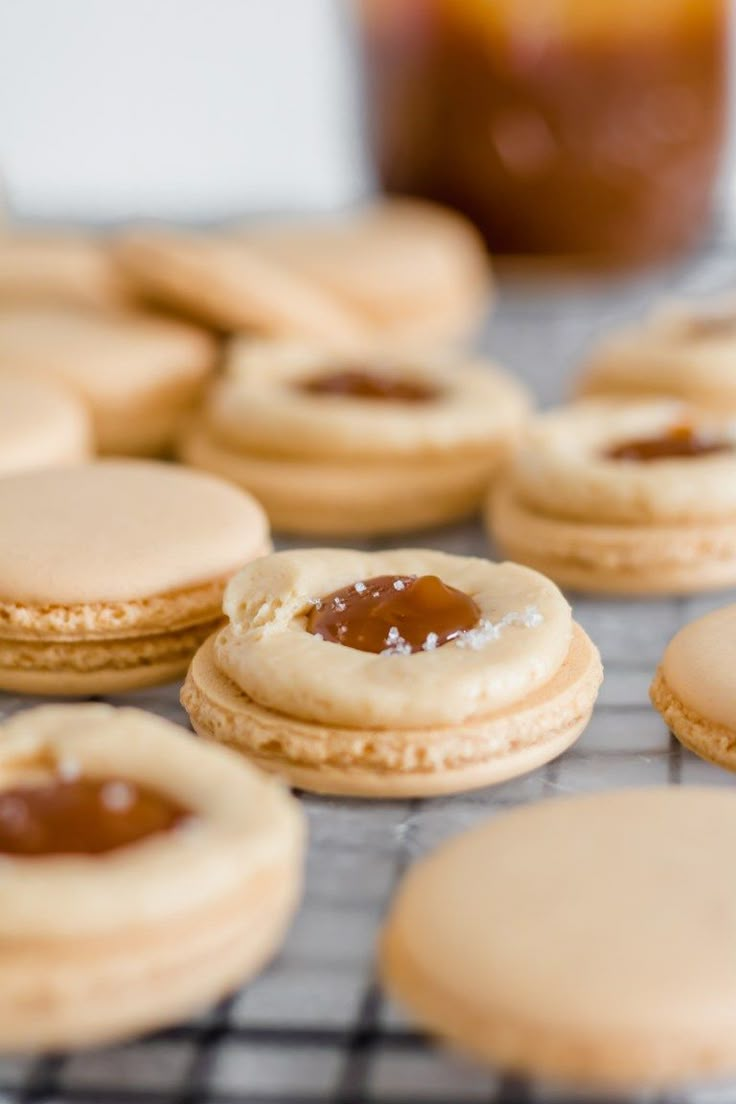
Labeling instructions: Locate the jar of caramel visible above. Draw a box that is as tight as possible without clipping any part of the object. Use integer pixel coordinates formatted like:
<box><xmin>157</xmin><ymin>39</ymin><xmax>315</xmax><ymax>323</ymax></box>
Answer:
<box><xmin>358</xmin><ymin>0</ymin><xmax>728</xmax><ymax>266</ymax></box>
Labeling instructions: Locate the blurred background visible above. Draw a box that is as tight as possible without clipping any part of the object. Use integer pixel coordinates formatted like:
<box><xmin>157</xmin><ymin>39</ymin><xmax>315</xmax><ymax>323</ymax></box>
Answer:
<box><xmin>1</xmin><ymin>0</ymin><xmax>733</xmax><ymax>260</ymax></box>
<box><xmin>0</xmin><ymin>0</ymin><xmax>368</xmax><ymax>222</ymax></box>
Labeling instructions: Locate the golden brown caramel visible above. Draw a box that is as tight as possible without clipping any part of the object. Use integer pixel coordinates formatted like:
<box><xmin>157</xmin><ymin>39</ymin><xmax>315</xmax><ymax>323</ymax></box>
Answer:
<box><xmin>605</xmin><ymin>424</ymin><xmax>730</xmax><ymax>462</ymax></box>
<box><xmin>0</xmin><ymin>776</ymin><xmax>190</xmax><ymax>857</ymax></box>
<box><xmin>299</xmin><ymin>368</ymin><xmax>439</xmax><ymax>403</ymax></box>
<box><xmin>307</xmin><ymin>574</ymin><xmax>480</xmax><ymax>654</ymax></box>
<box><xmin>360</xmin><ymin>0</ymin><xmax>727</xmax><ymax>265</ymax></box>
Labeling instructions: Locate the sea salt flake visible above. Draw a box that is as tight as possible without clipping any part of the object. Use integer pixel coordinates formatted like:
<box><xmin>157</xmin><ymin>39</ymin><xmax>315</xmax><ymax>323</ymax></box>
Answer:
<box><xmin>380</xmin><ymin>640</ymin><xmax>412</xmax><ymax>657</ymax></box>
<box><xmin>454</xmin><ymin>606</ymin><xmax>544</xmax><ymax>651</ymax></box>
<box><xmin>393</xmin><ymin>579</ymin><xmax>406</xmax><ymax>591</ymax></box>
<box><xmin>386</xmin><ymin>626</ymin><xmax>401</xmax><ymax>644</ymax></box>
<box><xmin>308</xmin><ymin>598</ymin><xmax>323</xmax><ymax>610</ymax></box>
<box><xmin>101</xmin><ymin>780</ymin><xmax>136</xmax><ymax>813</ymax></box>
<box><xmin>372</xmin><ymin>591</ymin><xmax>380</xmax><ymax>598</ymax></box>
<box><xmin>332</xmin><ymin>597</ymin><xmax>347</xmax><ymax>612</ymax></box>
<box><xmin>422</xmin><ymin>632</ymin><xmax>439</xmax><ymax>651</ymax></box>
<box><xmin>354</xmin><ymin>581</ymin><xmax>367</xmax><ymax>594</ymax></box>
<box><xmin>313</xmin><ymin>632</ymin><xmax>323</xmax><ymax>641</ymax></box>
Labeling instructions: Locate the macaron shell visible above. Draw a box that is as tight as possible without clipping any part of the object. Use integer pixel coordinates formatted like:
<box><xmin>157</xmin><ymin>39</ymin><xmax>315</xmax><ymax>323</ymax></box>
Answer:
<box><xmin>381</xmin><ymin>787</ymin><xmax>736</xmax><ymax>1088</ymax></box>
<box><xmin>0</xmin><ymin>461</ymin><xmax>270</xmax><ymax>604</ymax></box>
<box><xmin>489</xmin><ymin>480</ymin><xmax>736</xmax><ymax>595</ymax></box>
<box><xmin>181</xmin><ymin>622</ymin><xmax>601</xmax><ymax>797</ymax></box>
<box><xmin>0</xmin><ymin>372</ymin><xmax>92</xmax><ymax>473</ymax></box>
<box><xmin>0</xmin><ymin>306</ymin><xmax>216</xmax><ymax>454</ymax></box>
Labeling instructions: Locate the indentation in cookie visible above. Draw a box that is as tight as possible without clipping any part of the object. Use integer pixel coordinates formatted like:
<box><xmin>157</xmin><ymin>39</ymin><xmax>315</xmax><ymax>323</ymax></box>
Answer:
<box><xmin>0</xmin><ymin>775</ymin><xmax>191</xmax><ymax>856</ymax></box>
<box><xmin>307</xmin><ymin>574</ymin><xmax>480</xmax><ymax>655</ymax></box>
<box><xmin>298</xmin><ymin>367</ymin><xmax>441</xmax><ymax>404</ymax></box>
<box><xmin>605</xmin><ymin>423</ymin><xmax>730</xmax><ymax>463</ymax></box>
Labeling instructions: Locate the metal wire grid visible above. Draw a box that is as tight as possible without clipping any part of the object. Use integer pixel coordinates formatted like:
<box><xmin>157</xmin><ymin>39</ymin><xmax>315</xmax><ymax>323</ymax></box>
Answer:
<box><xmin>1</xmin><ymin>245</ymin><xmax>736</xmax><ymax>1104</ymax></box>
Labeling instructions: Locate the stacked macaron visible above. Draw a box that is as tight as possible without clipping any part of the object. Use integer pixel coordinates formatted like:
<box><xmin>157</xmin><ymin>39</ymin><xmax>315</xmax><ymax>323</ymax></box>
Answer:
<box><xmin>180</xmin><ymin>338</ymin><xmax>530</xmax><ymax>536</ymax></box>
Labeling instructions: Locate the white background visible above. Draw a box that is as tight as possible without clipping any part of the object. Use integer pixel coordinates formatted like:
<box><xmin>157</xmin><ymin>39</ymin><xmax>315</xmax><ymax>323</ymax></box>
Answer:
<box><xmin>0</xmin><ymin>0</ymin><xmax>368</xmax><ymax>222</ymax></box>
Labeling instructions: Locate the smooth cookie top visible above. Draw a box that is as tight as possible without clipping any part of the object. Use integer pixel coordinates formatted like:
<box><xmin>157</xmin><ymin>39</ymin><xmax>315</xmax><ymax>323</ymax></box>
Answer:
<box><xmin>215</xmin><ymin>548</ymin><xmax>571</xmax><ymax>729</ymax></box>
<box><xmin>0</xmin><ymin>306</ymin><xmax>216</xmax><ymax>406</ymax></box>
<box><xmin>510</xmin><ymin>399</ymin><xmax>736</xmax><ymax>524</ymax></box>
<box><xmin>0</xmin><ymin>461</ymin><xmax>269</xmax><ymax>605</ymax></box>
<box><xmin>0</xmin><ymin>372</ymin><xmax>92</xmax><ymax>473</ymax></box>
<box><xmin>382</xmin><ymin>787</ymin><xmax>736</xmax><ymax>1085</ymax></box>
<box><xmin>662</xmin><ymin>603</ymin><xmax>736</xmax><ymax>731</ymax></box>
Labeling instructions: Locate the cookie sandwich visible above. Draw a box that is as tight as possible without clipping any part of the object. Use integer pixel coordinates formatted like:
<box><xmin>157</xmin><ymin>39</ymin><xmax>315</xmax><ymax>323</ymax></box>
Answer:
<box><xmin>181</xmin><ymin>338</ymin><xmax>530</xmax><ymax>536</ymax></box>
<box><xmin>182</xmin><ymin>548</ymin><xmax>602</xmax><ymax>797</ymax></box>
<box><xmin>0</xmin><ymin>705</ymin><xmax>303</xmax><ymax>1050</ymax></box>
<box><xmin>578</xmin><ymin>295</ymin><xmax>736</xmax><ymax>412</ymax></box>
<box><xmin>0</xmin><ymin>461</ymin><xmax>269</xmax><ymax>695</ymax></box>
<box><xmin>652</xmin><ymin>603</ymin><xmax>736</xmax><ymax>771</ymax></box>
<box><xmin>489</xmin><ymin>399</ymin><xmax>736</xmax><ymax>594</ymax></box>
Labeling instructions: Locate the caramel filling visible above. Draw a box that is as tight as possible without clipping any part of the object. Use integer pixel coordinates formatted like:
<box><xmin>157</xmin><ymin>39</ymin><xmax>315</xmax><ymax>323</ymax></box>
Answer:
<box><xmin>299</xmin><ymin>368</ymin><xmax>439</xmax><ymax>403</ymax></box>
<box><xmin>605</xmin><ymin>424</ymin><xmax>730</xmax><ymax>462</ymax></box>
<box><xmin>0</xmin><ymin>775</ymin><xmax>190</xmax><ymax>857</ymax></box>
<box><xmin>307</xmin><ymin>574</ymin><xmax>480</xmax><ymax>655</ymax></box>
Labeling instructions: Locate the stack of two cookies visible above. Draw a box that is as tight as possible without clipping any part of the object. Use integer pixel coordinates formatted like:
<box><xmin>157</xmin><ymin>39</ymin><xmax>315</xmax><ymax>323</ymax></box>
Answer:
<box><xmin>0</xmin><ymin>458</ymin><xmax>310</xmax><ymax>1051</ymax></box>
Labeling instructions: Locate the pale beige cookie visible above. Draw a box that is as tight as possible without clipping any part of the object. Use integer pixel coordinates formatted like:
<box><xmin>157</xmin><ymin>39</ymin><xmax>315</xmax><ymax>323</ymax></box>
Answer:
<box><xmin>651</xmin><ymin>603</ymin><xmax>736</xmax><ymax>770</ymax></box>
<box><xmin>0</xmin><ymin>307</ymin><xmax>216</xmax><ymax>455</ymax></box>
<box><xmin>578</xmin><ymin>295</ymin><xmax>736</xmax><ymax>410</ymax></box>
<box><xmin>0</xmin><ymin>233</ymin><xmax>132</xmax><ymax>312</ymax></box>
<box><xmin>0</xmin><ymin>372</ymin><xmax>92</xmax><ymax>474</ymax></box>
<box><xmin>381</xmin><ymin>787</ymin><xmax>736</xmax><ymax>1089</ymax></box>
<box><xmin>113</xmin><ymin>229</ymin><xmax>369</xmax><ymax>349</ymax></box>
<box><xmin>246</xmin><ymin>198</ymin><xmax>492</xmax><ymax>345</ymax></box>
<box><xmin>0</xmin><ymin>461</ymin><xmax>270</xmax><ymax>695</ymax></box>
<box><xmin>180</xmin><ymin>338</ymin><xmax>530</xmax><ymax>536</ymax></box>
<box><xmin>181</xmin><ymin>548</ymin><xmax>601</xmax><ymax>797</ymax></box>
<box><xmin>0</xmin><ymin>704</ymin><xmax>303</xmax><ymax>1051</ymax></box>
<box><xmin>488</xmin><ymin>399</ymin><xmax>736</xmax><ymax>595</ymax></box>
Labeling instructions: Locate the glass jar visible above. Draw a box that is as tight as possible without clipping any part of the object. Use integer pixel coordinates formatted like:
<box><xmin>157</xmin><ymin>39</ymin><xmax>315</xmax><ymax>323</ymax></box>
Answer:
<box><xmin>359</xmin><ymin>0</ymin><xmax>728</xmax><ymax>266</ymax></box>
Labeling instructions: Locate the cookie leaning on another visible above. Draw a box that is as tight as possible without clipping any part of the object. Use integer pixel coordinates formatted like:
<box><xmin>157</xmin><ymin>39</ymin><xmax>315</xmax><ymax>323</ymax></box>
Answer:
<box><xmin>0</xmin><ymin>461</ymin><xmax>269</xmax><ymax>695</ymax></box>
<box><xmin>113</xmin><ymin>199</ymin><xmax>492</xmax><ymax>348</ymax></box>
<box><xmin>0</xmin><ymin>306</ymin><xmax>217</xmax><ymax>456</ymax></box>
<box><xmin>245</xmin><ymin>198</ymin><xmax>493</xmax><ymax>346</ymax></box>
<box><xmin>181</xmin><ymin>548</ymin><xmax>602</xmax><ymax>797</ymax></box>
<box><xmin>489</xmin><ymin>399</ymin><xmax>736</xmax><ymax>594</ymax></box>
<box><xmin>0</xmin><ymin>372</ymin><xmax>92</xmax><ymax>474</ymax></box>
<box><xmin>0</xmin><ymin>232</ymin><xmax>132</xmax><ymax>313</ymax></box>
<box><xmin>181</xmin><ymin>338</ymin><xmax>530</xmax><ymax>537</ymax></box>
<box><xmin>0</xmin><ymin>705</ymin><xmax>304</xmax><ymax>1051</ymax></box>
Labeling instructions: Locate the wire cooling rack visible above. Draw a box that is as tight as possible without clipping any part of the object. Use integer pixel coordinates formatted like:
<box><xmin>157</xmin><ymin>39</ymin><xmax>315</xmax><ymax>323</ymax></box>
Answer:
<box><xmin>2</xmin><ymin>241</ymin><xmax>736</xmax><ymax>1104</ymax></box>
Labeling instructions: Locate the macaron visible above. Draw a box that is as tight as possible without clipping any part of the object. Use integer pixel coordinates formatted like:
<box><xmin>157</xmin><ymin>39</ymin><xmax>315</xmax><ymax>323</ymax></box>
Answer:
<box><xmin>180</xmin><ymin>337</ymin><xmax>530</xmax><ymax>537</ymax></box>
<box><xmin>0</xmin><ymin>704</ymin><xmax>304</xmax><ymax>1051</ymax></box>
<box><xmin>651</xmin><ymin>603</ymin><xmax>736</xmax><ymax>770</ymax></box>
<box><xmin>0</xmin><ymin>232</ymin><xmax>132</xmax><ymax>312</ymax></box>
<box><xmin>246</xmin><ymin>198</ymin><xmax>493</xmax><ymax>346</ymax></box>
<box><xmin>0</xmin><ymin>461</ymin><xmax>269</xmax><ymax>695</ymax></box>
<box><xmin>113</xmin><ymin>228</ymin><xmax>369</xmax><ymax>350</ymax></box>
<box><xmin>381</xmin><ymin>787</ymin><xmax>736</xmax><ymax>1089</ymax></box>
<box><xmin>489</xmin><ymin>399</ymin><xmax>736</xmax><ymax>594</ymax></box>
<box><xmin>181</xmin><ymin>548</ymin><xmax>602</xmax><ymax>797</ymax></box>
<box><xmin>0</xmin><ymin>306</ymin><xmax>217</xmax><ymax>455</ymax></box>
<box><xmin>0</xmin><ymin>371</ymin><xmax>92</xmax><ymax>474</ymax></box>
<box><xmin>578</xmin><ymin>295</ymin><xmax>736</xmax><ymax>411</ymax></box>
